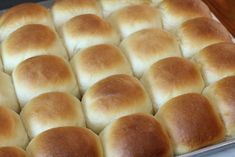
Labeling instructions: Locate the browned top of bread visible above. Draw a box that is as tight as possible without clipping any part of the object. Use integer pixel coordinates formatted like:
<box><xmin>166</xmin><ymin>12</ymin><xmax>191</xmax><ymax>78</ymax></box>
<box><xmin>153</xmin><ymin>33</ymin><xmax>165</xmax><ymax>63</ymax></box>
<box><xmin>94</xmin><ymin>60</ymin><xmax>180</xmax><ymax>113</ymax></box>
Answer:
<box><xmin>103</xmin><ymin>113</ymin><xmax>172</xmax><ymax>157</ymax></box>
<box><xmin>195</xmin><ymin>42</ymin><xmax>235</xmax><ymax>75</ymax></box>
<box><xmin>26</xmin><ymin>127</ymin><xmax>102</xmax><ymax>157</ymax></box>
<box><xmin>179</xmin><ymin>17</ymin><xmax>231</xmax><ymax>45</ymax></box>
<box><xmin>161</xmin><ymin>0</ymin><xmax>211</xmax><ymax>18</ymax></box>
<box><xmin>53</xmin><ymin>0</ymin><xmax>99</xmax><ymax>11</ymax></box>
<box><xmin>63</xmin><ymin>14</ymin><xmax>113</xmax><ymax>37</ymax></box>
<box><xmin>0</xmin><ymin>147</ymin><xmax>27</xmax><ymax>157</ymax></box>
<box><xmin>147</xmin><ymin>57</ymin><xmax>202</xmax><ymax>91</ymax></box>
<box><xmin>13</xmin><ymin>55</ymin><xmax>73</xmax><ymax>88</ymax></box>
<box><xmin>158</xmin><ymin>93</ymin><xmax>225</xmax><ymax>154</ymax></box>
<box><xmin>3</xmin><ymin>24</ymin><xmax>56</xmax><ymax>54</ymax></box>
<box><xmin>75</xmin><ymin>44</ymin><xmax>127</xmax><ymax>73</ymax></box>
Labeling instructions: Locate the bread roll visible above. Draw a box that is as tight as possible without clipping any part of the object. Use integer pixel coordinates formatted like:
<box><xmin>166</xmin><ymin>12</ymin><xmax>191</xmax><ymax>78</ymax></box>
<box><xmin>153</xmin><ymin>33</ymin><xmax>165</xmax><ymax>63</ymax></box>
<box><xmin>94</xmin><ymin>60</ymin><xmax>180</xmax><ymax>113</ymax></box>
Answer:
<box><xmin>0</xmin><ymin>147</ymin><xmax>27</xmax><ymax>157</ymax></box>
<box><xmin>120</xmin><ymin>28</ymin><xmax>181</xmax><ymax>78</ymax></box>
<box><xmin>100</xmin><ymin>0</ymin><xmax>150</xmax><ymax>17</ymax></box>
<box><xmin>20</xmin><ymin>92</ymin><xmax>85</xmax><ymax>139</ymax></box>
<box><xmin>100</xmin><ymin>113</ymin><xmax>172</xmax><ymax>157</ymax></box>
<box><xmin>141</xmin><ymin>57</ymin><xmax>204</xmax><ymax>110</ymax></box>
<box><xmin>108</xmin><ymin>4</ymin><xmax>162</xmax><ymax>38</ymax></box>
<box><xmin>0</xmin><ymin>3</ymin><xmax>54</xmax><ymax>41</ymax></box>
<box><xmin>178</xmin><ymin>17</ymin><xmax>232</xmax><ymax>58</ymax></box>
<box><xmin>0</xmin><ymin>72</ymin><xmax>19</xmax><ymax>112</ymax></box>
<box><xmin>26</xmin><ymin>126</ymin><xmax>103</xmax><ymax>157</ymax></box>
<box><xmin>13</xmin><ymin>55</ymin><xmax>79</xmax><ymax>107</ymax></box>
<box><xmin>2</xmin><ymin>24</ymin><xmax>68</xmax><ymax>74</ymax></box>
<box><xmin>0</xmin><ymin>106</ymin><xmax>28</xmax><ymax>148</ymax></box>
<box><xmin>159</xmin><ymin>0</ymin><xmax>211</xmax><ymax>31</ymax></box>
<box><xmin>157</xmin><ymin>93</ymin><xmax>225</xmax><ymax>155</ymax></box>
<box><xmin>62</xmin><ymin>14</ymin><xmax>120</xmax><ymax>58</ymax></box>
<box><xmin>52</xmin><ymin>0</ymin><xmax>102</xmax><ymax>30</ymax></box>
<box><xmin>71</xmin><ymin>44</ymin><xmax>132</xmax><ymax>94</ymax></box>
<box><xmin>203</xmin><ymin>76</ymin><xmax>235</xmax><ymax>136</ymax></box>
<box><xmin>82</xmin><ymin>74</ymin><xmax>153</xmax><ymax>133</ymax></box>
<box><xmin>193</xmin><ymin>42</ymin><xmax>235</xmax><ymax>84</ymax></box>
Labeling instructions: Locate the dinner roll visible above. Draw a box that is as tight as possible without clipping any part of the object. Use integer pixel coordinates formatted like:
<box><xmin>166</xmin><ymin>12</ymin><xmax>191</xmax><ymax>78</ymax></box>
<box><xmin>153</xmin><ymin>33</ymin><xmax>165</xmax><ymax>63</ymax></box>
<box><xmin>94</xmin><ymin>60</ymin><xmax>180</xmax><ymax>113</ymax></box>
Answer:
<box><xmin>71</xmin><ymin>44</ymin><xmax>132</xmax><ymax>94</ymax></box>
<box><xmin>193</xmin><ymin>42</ymin><xmax>235</xmax><ymax>84</ymax></box>
<box><xmin>108</xmin><ymin>4</ymin><xmax>162</xmax><ymax>38</ymax></box>
<box><xmin>157</xmin><ymin>93</ymin><xmax>225</xmax><ymax>155</ymax></box>
<box><xmin>0</xmin><ymin>106</ymin><xmax>28</xmax><ymax>148</ymax></box>
<box><xmin>52</xmin><ymin>0</ymin><xmax>102</xmax><ymax>30</ymax></box>
<box><xmin>141</xmin><ymin>57</ymin><xmax>204</xmax><ymax>110</ymax></box>
<box><xmin>120</xmin><ymin>28</ymin><xmax>181</xmax><ymax>78</ymax></box>
<box><xmin>26</xmin><ymin>127</ymin><xmax>103</xmax><ymax>157</ymax></box>
<box><xmin>82</xmin><ymin>74</ymin><xmax>153</xmax><ymax>133</ymax></box>
<box><xmin>0</xmin><ymin>147</ymin><xmax>27</xmax><ymax>157</ymax></box>
<box><xmin>100</xmin><ymin>113</ymin><xmax>173</xmax><ymax>157</ymax></box>
<box><xmin>62</xmin><ymin>14</ymin><xmax>120</xmax><ymax>58</ymax></box>
<box><xmin>20</xmin><ymin>92</ymin><xmax>85</xmax><ymax>139</ymax></box>
<box><xmin>0</xmin><ymin>72</ymin><xmax>19</xmax><ymax>112</ymax></box>
<box><xmin>100</xmin><ymin>0</ymin><xmax>150</xmax><ymax>17</ymax></box>
<box><xmin>2</xmin><ymin>24</ymin><xmax>68</xmax><ymax>74</ymax></box>
<box><xmin>0</xmin><ymin>3</ymin><xmax>54</xmax><ymax>41</ymax></box>
<box><xmin>203</xmin><ymin>76</ymin><xmax>235</xmax><ymax>137</ymax></box>
<box><xmin>159</xmin><ymin>0</ymin><xmax>211</xmax><ymax>31</ymax></box>
<box><xmin>13</xmin><ymin>55</ymin><xmax>79</xmax><ymax>107</ymax></box>
<box><xmin>178</xmin><ymin>17</ymin><xmax>232</xmax><ymax>58</ymax></box>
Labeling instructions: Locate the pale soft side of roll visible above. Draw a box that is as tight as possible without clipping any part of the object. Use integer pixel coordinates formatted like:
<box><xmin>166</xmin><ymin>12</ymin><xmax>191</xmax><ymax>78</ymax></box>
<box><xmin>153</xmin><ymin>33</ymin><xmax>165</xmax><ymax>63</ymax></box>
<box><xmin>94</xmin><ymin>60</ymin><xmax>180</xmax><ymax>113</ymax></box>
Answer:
<box><xmin>100</xmin><ymin>113</ymin><xmax>173</xmax><ymax>157</ymax></box>
<box><xmin>62</xmin><ymin>14</ymin><xmax>120</xmax><ymax>58</ymax></box>
<box><xmin>70</xmin><ymin>44</ymin><xmax>133</xmax><ymax>94</ymax></box>
<box><xmin>0</xmin><ymin>3</ymin><xmax>54</xmax><ymax>41</ymax></box>
<box><xmin>107</xmin><ymin>4</ymin><xmax>162</xmax><ymax>38</ymax></box>
<box><xmin>13</xmin><ymin>55</ymin><xmax>79</xmax><ymax>108</ymax></box>
<box><xmin>0</xmin><ymin>71</ymin><xmax>20</xmax><ymax>112</ymax></box>
<box><xmin>192</xmin><ymin>42</ymin><xmax>235</xmax><ymax>85</ymax></box>
<box><xmin>99</xmin><ymin>0</ymin><xmax>151</xmax><ymax>17</ymax></box>
<box><xmin>141</xmin><ymin>57</ymin><xmax>205</xmax><ymax>111</ymax></box>
<box><xmin>156</xmin><ymin>93</ymin><xmax>225</xmax><ymax>155</ymax></box>
<box><xmin>120</xmin><ymin>28</ymin><xmax>181</xmax><ymax>78</ymax></box>
<box><xmin>0</xmin><ymin>106</ymin><xmax>29</xmax><ymax>148</ymax></box>
<box><xmin>20</xmin><ymin>92</ymin><xmax>85</xmax><ymax>139</ymax></box>
<box><xmin>1</xmin><ymin>24</ymin><xmax>68</xmax><ymax>74</ymax></box>
<box><xmin>26</xmin><ymin>127</ymin><xmax>103</xmax><ymax>157</ymax></box>
<box><xmin>0</xmin><ymin>147</ymin><xmax>28</xmax><ymax>157</ymax></box>
<box><xmin>159</xmin><ymin>0</ymin><xmax>211</xmax><ymax>32</ymax></box>
<box><xmin>203</xmin><ymin>76</ymin><xmax>235</xmax><ymax>137</ymax></box>
<box><xmin>82</xmin><ymin>74</ymin><xmax>153</xmax><ymax>133</ymax></box>
<box><xmin>52</xmin><ymin>0</ymin><xmax>102</xmax><ymax>30</ymax></box>
<box><xmin>178</xmin><ymin>17</ymin><xmax>232</xmax><ymax>58</ymax></box>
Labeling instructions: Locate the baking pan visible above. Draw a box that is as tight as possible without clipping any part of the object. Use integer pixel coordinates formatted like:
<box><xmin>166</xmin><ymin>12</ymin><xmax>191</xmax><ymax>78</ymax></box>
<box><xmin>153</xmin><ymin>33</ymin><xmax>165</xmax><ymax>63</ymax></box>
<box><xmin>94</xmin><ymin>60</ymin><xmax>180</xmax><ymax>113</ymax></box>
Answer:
<box><xmin>1</xmin><ymin>0</ymin><xmax>235</xmax><ymax>156</ymax></box>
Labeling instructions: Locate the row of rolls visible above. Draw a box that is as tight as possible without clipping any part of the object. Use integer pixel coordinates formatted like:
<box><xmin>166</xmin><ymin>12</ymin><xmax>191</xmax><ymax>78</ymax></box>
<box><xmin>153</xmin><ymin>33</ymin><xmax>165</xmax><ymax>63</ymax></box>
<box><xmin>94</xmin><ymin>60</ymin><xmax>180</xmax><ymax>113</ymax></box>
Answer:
<box><xmin>0</xmin><ymin>0</ymin><xmax>235</xmax><ymax>157</ymax></box>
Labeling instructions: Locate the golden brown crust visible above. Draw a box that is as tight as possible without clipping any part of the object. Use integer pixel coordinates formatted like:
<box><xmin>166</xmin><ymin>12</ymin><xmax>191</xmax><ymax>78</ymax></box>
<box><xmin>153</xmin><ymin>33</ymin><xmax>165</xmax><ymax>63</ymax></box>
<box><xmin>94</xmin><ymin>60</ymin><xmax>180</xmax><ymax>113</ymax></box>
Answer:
<box><xmin>179</xmin><ymin>17</ymin><xmax>232</xmax><ymax>45</ymax></box>
<box><xmin>64</xmin><ymin>14</ymin><xmax>113</xmax><ymax>37</ymax></box>
<box><xmin>194</xmin><ymin>42</ymin><xmax>235</xmax><ymax>80</ymax></box>
<box><xmin>121</xmin><ymin>28</ymin><xmax>179</xmax><ymax>59</ymax></box>
<box><xmin>84</xmin><ymin>74</ymin><xmax>147</xmax><ymax>114</ymax></box>
<box><xmin>4</xmin><ymin>24</ymin><xmax>56</xmax><ymax>54</ymax></box>
<box><xmin>105</xmin><ymin>113</ymin><xmax>172</xmax><ymax>157</ymax></box>
<box><xmin>27</xmin><ymin>127</ymin><xmax>103</xmax><ymax>157</ymax></box>
<box><xmin>76</xmin><ymin>44</ymin><xmax>127</xmax><ymax>73</ymax></box>
<box><xmin>21</xmin><ymin>92</ymin><xmax>80</xmax><ymax>123</ymax></box>
<box><xmin>161</xmin><ymin>0</ymin><xmax>211</xmax><ymax>19</ymax></box>
<box><xmin>0</xmin><ymin>107</ymin><xmax>16</xmax><ymax>137</ymax></box>
<box><xmin>0</xmin><ymin>147</ymin><xmax>27</xmax><ymax>157</ymax></box>
<box><xmin>148</xmin><ymin>57</ymin><xmax>202</xmax><ymax>91</ymax></box>
<box><xmin>14</xmin><ymin>55</ymin><xmax>73</xmax><ymax>88</ymax></box>
<box><xmin>158</xmin><ymin>93</ymin><xmax>225</xmax><ymax>154</ymax></box>
<box><xmin>203</xmin><ymin>76</ymin><xmax>235</xmax><ymax>136</ymax></box>
<box><xmin>109</xmin><ymin>4</ymin><xmax>159</xmax><ymax>25</ymax></box>
<box><xmin>0</xmin><ymin>3</ymin><xmax>49</xmax><ymax>28</ymax></box>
